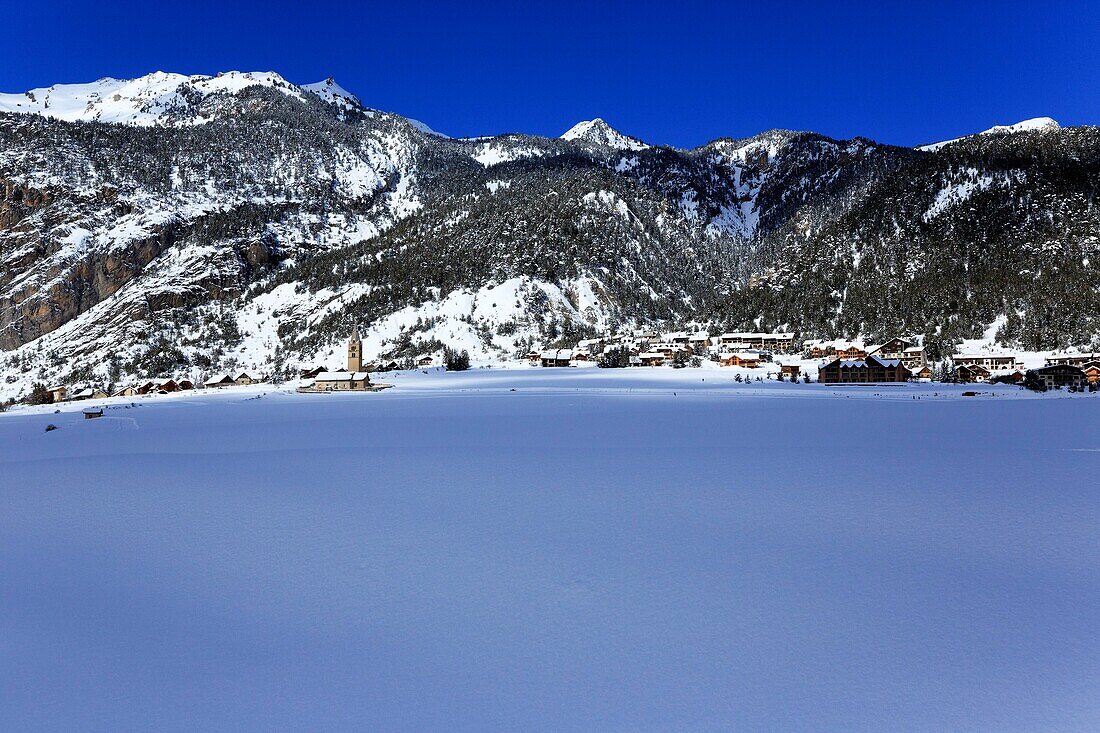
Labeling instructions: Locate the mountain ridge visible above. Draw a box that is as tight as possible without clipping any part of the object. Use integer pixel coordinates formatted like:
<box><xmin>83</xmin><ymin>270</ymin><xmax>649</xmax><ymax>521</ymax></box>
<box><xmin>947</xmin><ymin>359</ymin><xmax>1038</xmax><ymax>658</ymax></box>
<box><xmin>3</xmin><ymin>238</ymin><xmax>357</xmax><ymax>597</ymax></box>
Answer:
<box><xmin>0</xmin><ymin>71</ymin><xmax>1096</xmax><ymax>398</ymax></box>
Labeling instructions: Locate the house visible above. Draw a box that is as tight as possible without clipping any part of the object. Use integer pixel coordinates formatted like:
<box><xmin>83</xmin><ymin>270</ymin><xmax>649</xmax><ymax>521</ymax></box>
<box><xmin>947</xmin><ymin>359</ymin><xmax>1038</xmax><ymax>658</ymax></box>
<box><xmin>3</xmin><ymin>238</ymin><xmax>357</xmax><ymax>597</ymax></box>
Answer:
<box><xmin>835</xmin><ymin>343</ymin><xmax>868</xmax><ymax>360</ymax></box>
<box><xmin>910</xmin><ymin>365</ymin><xmax>933</xmax><ymax>381</ymax></box>
<box><xmin>1026</xmin><ymin>364</ymin><xmax>1087</xmax><ymax>391</ymax></box>
<box><xmin>719</xmin><ymin>351</ymin><xmax>761</xmax><ymax>368</ymax></box>
<box><xmin>868</xmin><ymin>337</ymin><xmax>914</xmax><ymax>360</ymax></box>
<box><xmin>1046</xmin><ymin>353</ymin><xmax>1100</xmax><ymax>367</ymax></box>
<box><xmin>688</xmin><ymin>332</ymin><xmax>712</xmax><ymax>349</ymax></box>
<box><xmin>113</xmin><ymin>385</ymin><xmax>140</xmax><ymax>397</ymax></box>
<box><xmin>70</xmin><ymin>387</ymin><xmax>108</xmax><ymax>400</ymax></box>
<box><xmin>540</xmin><ymin>350</ymin><xmax>572</xmax><ymax>367</ymax></box>
<box><xmin>156</xmin><ymin>379</ymin><xmax>180</xmax><ymax>393</ymax></box>
<box><xmin>955</xmin><ymin>364</ymin><xmax>991</xmax><ymax>383</ymax></box>
<box><xmin>525</xmin><ymin>351</ymin><xmax>541</xmax><ymax>364</ymax></box>
<box><xmin>82</xmin><ymin>408</ymin><xmax>104</xmax><ymax>420</ymax></box>
<box><xmin>415</xmin><ymin>354</ymin><xmax>435</xmax><ymax>367</ymax></box>
<box><xmin>300</xmin><ymin>365</ymin><xmax>328</xmax><ymax>379</ymax></box>
<box><xmin>572</xmin><ymin>351</ymin><xmax>591</xmax><ymax>362</ymax></box>
<box><xmin>204</xmin><ymin>374</ymin><xmax>236</xmax><ymax>388</ymax></box>
<box><xmin>310</xmin><ymin>371</ymin><xmax>372</xmax><ymax>391</ymax></box>
<box><xmin>818</xmin><ymin>355</ymin><xmax>911</xmax><ymax>383</ymax></box>
<box><xmin>635</xmin><ymin>352</ymin><xmax>666</xmax><ymax>367</ymax></box>
<box><xmin>717</xmin><ymin>332</ymin><xmax>795</xmax><ymax>352</ymax></box>
<box><xmin>576</xmin><ymin>338</ymin><xmax>604</xmax><ymax>356</ymax></box>
<box><xmin>1083</xmin><ymin>363</ymin><xmax>1100</xmax><ymax>385</ymax></box>
<box><xmin>666</xmin><ymin>332</ymin><xmax>691</xmax><ymax>346</ymax></box>
<box><xmin>177</xmin><ymin>379</ymin><xmax>195</xmax><ymax>391</ymax></box>
<box><xmin>953</xmin><ymin>354</ymin><xmax>1023</xmax><ymax>372</ymax></box>
<box><xmin>46</xmin><ymin>386</ymin><xmax>67</xmax><ymax>403</ymax></box>
<box><xmin>234</xmin><ymin>372</ymin><xmax>255</xmax><ymax>386</ymax></box>
<box><xmin>989</xmin><ymin>370</ymin><xmax>1025</xmax><ymax>385</ymax></box>
<box><xmin>901</xmin><ymin>346</ymin><xmax>927</xmax><ymax>369</ymax></box>
<box><xmin>779</xmin><ymin>363</ymin><xmax>801</xmax><ymax>378</ymax></box>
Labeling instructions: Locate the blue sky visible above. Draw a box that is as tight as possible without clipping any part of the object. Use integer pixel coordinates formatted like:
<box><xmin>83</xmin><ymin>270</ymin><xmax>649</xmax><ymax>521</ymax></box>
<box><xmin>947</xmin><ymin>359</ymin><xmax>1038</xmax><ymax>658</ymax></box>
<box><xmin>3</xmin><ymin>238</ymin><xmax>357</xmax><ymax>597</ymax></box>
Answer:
<box><xmin>1</xmin><ymin>1</ymin><xmax>1095</xmax><ymax>148</ymax></box>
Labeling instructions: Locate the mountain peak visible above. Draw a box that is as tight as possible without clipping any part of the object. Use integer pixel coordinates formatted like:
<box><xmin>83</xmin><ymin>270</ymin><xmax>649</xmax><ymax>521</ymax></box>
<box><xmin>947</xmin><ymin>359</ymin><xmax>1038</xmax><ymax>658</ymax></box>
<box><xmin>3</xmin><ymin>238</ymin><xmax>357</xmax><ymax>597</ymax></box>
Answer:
<box><xmin>562</xmin><ymin>118</ymin><xmax>649</xmax><ymax>150</ymax></box>
<box><xmin>918</xmin><ymin>116</ymin><xmax>1061</xmax><ymax>152</ymax></box>
<box><xmin>301</xmin><ymin>77</ymin><xmax>361</xmax><ymax>109</ymax></box>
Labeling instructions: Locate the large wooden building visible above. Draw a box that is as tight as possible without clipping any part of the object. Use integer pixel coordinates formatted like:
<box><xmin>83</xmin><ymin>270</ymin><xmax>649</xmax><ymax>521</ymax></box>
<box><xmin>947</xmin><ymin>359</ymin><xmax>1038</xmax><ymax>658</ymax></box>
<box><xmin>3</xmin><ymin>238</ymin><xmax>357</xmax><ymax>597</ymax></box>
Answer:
<box><xmin>818</xmin><ymin>355</ymin><xmax>911</xmax><ymax>384</ymax></box>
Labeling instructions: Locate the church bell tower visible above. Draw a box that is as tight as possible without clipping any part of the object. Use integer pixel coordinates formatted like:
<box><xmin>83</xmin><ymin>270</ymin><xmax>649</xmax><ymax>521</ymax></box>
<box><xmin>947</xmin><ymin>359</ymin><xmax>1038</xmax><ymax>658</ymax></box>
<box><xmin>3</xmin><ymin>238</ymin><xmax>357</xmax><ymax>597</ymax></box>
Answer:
<box><xmin>347</xmin><ymin>326</ymin><xmax>363</xmax><ymax>372</ymax></box>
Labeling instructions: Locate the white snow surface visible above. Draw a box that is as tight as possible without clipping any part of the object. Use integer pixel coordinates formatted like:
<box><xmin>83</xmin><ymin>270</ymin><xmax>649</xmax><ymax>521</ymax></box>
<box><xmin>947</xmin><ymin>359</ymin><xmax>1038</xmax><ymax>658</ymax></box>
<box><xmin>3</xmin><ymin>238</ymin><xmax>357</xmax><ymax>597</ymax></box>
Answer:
<box><xmin>2</xmin><ymin>369</ymin><xmax>1099</xmax><ymax>730</ymax></box>
<box><xmin>0</xmin><ymin>71</ymin><xmax>310</xmax><ymax>126</ymax></box>
<box><xmin>918</xmin><ymin>117</ymin><xmax>1061</xmax><ymax>152</ymax></box>
<box><xmin>561</xmin><ymin>118</ymin><xmax>650</xmax><ymax>150</ymax></box>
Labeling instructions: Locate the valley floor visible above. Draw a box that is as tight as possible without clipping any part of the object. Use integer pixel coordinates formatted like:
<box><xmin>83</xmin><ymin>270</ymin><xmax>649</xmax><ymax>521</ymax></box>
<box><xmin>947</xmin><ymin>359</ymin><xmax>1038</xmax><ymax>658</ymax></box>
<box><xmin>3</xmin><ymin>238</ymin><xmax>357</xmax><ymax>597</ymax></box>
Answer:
<box><xmin>1</xmin><ymin>368</ymin><xmax>1099</xmax><ymax>730</ymax></box>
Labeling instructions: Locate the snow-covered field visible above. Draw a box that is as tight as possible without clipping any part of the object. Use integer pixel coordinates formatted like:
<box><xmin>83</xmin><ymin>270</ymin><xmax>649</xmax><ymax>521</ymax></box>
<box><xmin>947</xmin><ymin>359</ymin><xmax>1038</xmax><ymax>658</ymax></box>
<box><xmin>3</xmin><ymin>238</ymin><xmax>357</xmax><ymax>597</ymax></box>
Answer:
<box><xmin>2</xmin><ymin>369</ymin><xmax>1099</xmax><ymax>730</ymax></box>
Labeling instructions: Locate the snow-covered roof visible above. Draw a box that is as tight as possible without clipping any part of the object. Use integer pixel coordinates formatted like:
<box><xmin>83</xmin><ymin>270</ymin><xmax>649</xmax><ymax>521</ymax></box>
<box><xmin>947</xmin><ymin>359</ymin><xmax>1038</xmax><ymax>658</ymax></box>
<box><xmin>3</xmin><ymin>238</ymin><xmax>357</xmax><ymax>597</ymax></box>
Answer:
<box><xmin>315</xmin><ymin>371</ymin><xmax>370</xmax><ymax>381</ymax></box>
<box><xmin>204</xmin><ymin>374</ymin><xmax>233</xmax><ymax>385</ymax></box>
<box><xmin>540</xmin><ymin>350</ymin><xmax>572</xmax><ymax>360</ymax></box>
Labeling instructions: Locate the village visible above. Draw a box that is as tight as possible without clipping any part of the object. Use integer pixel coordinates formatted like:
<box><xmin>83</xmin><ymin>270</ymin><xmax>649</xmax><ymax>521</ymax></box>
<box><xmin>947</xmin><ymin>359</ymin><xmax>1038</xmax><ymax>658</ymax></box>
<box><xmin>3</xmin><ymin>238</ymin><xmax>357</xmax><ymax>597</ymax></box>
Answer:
<box><xmin>531</xmin><ymin>331</ymin><xmax>1100</xmax><ymax>391</ymax></box>
<box><xmin>35</xmin><ymin>327</ymin><xmax>1100</xmax><ymax>407</ymax></box>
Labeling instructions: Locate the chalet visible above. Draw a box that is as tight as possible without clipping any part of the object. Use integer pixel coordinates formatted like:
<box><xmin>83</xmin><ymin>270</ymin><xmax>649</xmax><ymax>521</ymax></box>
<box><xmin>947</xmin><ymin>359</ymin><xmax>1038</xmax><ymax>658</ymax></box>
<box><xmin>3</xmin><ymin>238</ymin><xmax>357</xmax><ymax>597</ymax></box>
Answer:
<box><xmin>234</xmin><ymin>372</ymin><xmax>256</xmax><ymax>386</ymax></box>
<box><xmin>901</xmin><ymin>346</ymin><xmax>927</xmax><ymax>369</ymax></box>
<box><xmin>910</xmin><ymin>365</ymin><xmax>933</xmax><ymax>381</ymax></box>
<box><xmin>415</xmin><ymin>355</ymin><xmax>435</xmax><ymax>367</ymax></box>
<box><xmin>311</xmin><ymin>371</ymin><xmax>372</xmax><ymax>391</ymax></box>
<box><xmin>719</xmin><ymin>351</ymin><xmax>761</xmax><ymax>368</ymax></box>
<box><xmin>1027</xmin><ymin>364</ymin><xmax>1087</xmax><ymax>391</ymax></box>
<box><xmin>156</xmin><ymin>379</ymin><xmax>180</xmax><ymax>393</ymax></box>
<box><xmin>818</xmin><ymin>355</ymin><xmax>911</xmax><ymax>384</ymax></box>
<box><xmin>868</xmin><ymin>337</ymin><xmax>914</xmax><ymax>360</ymax></box>
<box><xmin>779</xmin><ymin>363</ymin><xmax>801</xmax><ymax>378</ymax></box>
<box><xmin>113</xmin><ymin>385</ymin><xmax>140</xmax><ymax>397</ymax></box>
<box><xmin>666</xmin><ymin>332</ymin><xmax>691</xmax><ymax>346</ymax></box>
<box><xmin>540</xmin><ymin>350</ymin><xmax>572</xmax><ymax>367</ymax></box>
<box><xmin>1046</xmin><ymin>353</ymin><xmax>1100</xmax><ymax>367</ymax></box>
<box><xmin>989</xmin><ymin>370</ymin><xmax>1025</xmax><ymax>385</ymax></box>
<box><xmin>688</xmin><ymin>332</ymin><xmax>712</xmax><ymax>348</ymax></box>
<box><xmin>835</xmin><ymin>343</ymin><xmax>868</xmax><ymax>360</ymax></box>
<box><xmin>635</xmin><ymin>352</ymin><xmax>666</xmax><ymax>367</ymax></box>
<box><xmin>70</xmin><ymin>387</ymin><xmax>108</xmax><ymax>400</ymax></box>
<box><xmin>381</xmin><ymin>360</ymin><xmax>402</xmax><ymax>372</ymax></box>
<box><xmin>572</xmin><ymin>351</ymin><xmax>591</xmax><ymax>362</ymax></box>
<box><xmin>953</xmin><ymin>354</ymin><xmax>1022</xmax><ymax>372</ymax></box>
<box><xmin>1084</xmin><ymin>363</ymin><xmax>1100</xmax><ymax>385</ymax></box>
<box><xmin>525</xmin><ymin>351</ymin><xmax>541</xmax><ymax>364</ymax></box>
<box><xmin>718</xmin><ymin>332</ymin><xmax>795</xmax><ymax>352</ymax></box>
<box><xmin>300</xmin><ymin>366</ymin><xmax>328</xmax><ymax>379</ymax></box>
<box><xmin>82</xmin><ymin>408</ymin><xmax>104</xmax><ymax>420</ymax></box>
<box><xmin>955</xmin><ymin>364</ymin><xmax>991</xmax><ymax>383</ymax></box>
<box><xmin>46</xmin><ymin>385</ymin><xmax>67</xmax><ymax>403</ymax></box>
<box><xmin>177</xmin><ymin>379</ymin><xmax>195</xmax><ymax>391</ymax></box>
<box><xmin>204</xmin><ymin>374</ymin><xmax>236</xmax><ymax>388</ymax></box>
<box><xmin>136</xmin><ymin>381</ymin><xmax>159</xmax><ymax>395</ymax></box>
<box><xmin>576</xmin><ymin>338</ymin><xmax>604</xmax><ymax>355</ymax></box>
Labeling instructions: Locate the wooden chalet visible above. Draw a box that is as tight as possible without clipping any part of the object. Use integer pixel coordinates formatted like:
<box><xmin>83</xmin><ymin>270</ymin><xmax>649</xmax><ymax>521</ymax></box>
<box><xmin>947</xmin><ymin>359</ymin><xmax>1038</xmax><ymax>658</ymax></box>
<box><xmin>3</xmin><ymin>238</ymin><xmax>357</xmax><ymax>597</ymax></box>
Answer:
<box><xmin>113</xmin><ymin>385</ymin><xmax>140</xmax><ymax>397</ymax></box>
<box><xmin>204</xmin><ymin>374</ymin><xmax>236</xmax><ymax>388</ymax></box>
<box><xmin>818</xmin><ymin>355</ymin><xmax>911</xmax><ymax>384</ymax></box>
<box><xmin>1084</xmin><ymin>363</ymin><xmax>1100</xmax><ymax>385</ymax></box>
<box><xmin>46</xmin><ymin>385</ymin><xmax>67</xmax><ymax>403</ymax></box>
<box><xmin>416</xmin><ymin>355</ymin><xmax>435</xmax><ymax>367</ymax></box>
<box><xmin>540</xmin><ymin>350</ymin><xmax>573</xmax><ymax>367</ymax></box>
<box><xmin>779</xmin><ymin>363</ymin><xmax>801</xmax><ymax>378</ymax></box>
<box><xmin>300</xmin><ymin>365</ymin><xmax>328</xmax><ymax>379</ymax></box>
<box><xmin>634</xmin><ymin>352</ymin><xmax>666</xmax><ymax>367</ymax></box>
<box><xmin>234</xmin><ymin>372</ymin><xmax>256</xmax><ymax>386</ymax></box>
<box><xmin>955</xmin><ymin>364</ymin><xmax>991</xmax><ymax>383</ymax></box>
<box><xmin>719</xmin><ymin>352</ymin><xmax>761</xmax><ymax>368</ymax></box>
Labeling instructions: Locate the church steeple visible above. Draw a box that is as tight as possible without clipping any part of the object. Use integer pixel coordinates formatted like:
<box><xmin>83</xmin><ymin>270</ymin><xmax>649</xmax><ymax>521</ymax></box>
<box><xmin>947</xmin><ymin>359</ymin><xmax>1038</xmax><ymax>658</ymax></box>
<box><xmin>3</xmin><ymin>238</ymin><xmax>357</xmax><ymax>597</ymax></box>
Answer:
<box><xmin>347</xmin><ymin>326</ymin><xmax>363</xmax><ymax>372</ymax></box>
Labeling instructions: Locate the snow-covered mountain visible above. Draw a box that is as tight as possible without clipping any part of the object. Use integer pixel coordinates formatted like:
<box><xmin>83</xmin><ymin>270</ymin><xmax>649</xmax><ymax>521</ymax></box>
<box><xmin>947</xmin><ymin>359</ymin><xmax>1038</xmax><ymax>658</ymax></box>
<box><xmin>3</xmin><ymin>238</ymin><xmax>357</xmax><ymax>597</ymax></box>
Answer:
<box><xmin>561</xmin><ymin>118</ymin><xmax>650</xmax><ymax>150</ymax></box>
<box><xmin>1</xmin><ymin>71</ymin><xmax>1098</xmax><ymax>398</ymax></box>
<box><xmin>918</xmin><ymin>116</ymin><xmax>1061</xmax><ymax>151</ymax></box>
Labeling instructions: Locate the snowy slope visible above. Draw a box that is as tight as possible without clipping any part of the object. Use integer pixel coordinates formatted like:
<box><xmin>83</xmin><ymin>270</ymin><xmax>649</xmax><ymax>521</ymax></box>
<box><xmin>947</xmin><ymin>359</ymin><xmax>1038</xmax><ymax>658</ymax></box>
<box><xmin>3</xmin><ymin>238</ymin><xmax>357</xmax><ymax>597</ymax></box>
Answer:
<box><xmin>562</xmin><ymin>118</ymin><xmax>650</xmax><ymax>150</ymax></box>
<box><xmin>2</xmin><ymin>371</ymin><xmax>1099</xmax><ymax>730</ymax></box>
<box><xmin>918</xmin><ymin>116</ymin><xmax>1061</xmax><ymax>151</ymax></box>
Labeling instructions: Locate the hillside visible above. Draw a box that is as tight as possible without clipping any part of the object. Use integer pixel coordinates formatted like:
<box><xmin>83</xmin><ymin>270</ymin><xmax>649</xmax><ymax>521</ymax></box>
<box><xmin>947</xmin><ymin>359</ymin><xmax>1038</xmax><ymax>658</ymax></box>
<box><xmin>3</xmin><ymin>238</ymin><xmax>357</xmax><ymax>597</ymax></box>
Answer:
<box><xmin>1</xmin><ymin>70</ymin><xmax>1098</xmax><ymax>396</ymax></box>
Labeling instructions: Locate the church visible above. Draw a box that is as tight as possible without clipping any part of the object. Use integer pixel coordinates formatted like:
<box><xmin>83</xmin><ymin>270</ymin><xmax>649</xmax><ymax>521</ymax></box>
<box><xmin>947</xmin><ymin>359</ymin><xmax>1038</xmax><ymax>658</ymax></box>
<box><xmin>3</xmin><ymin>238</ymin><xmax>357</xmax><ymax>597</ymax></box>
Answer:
<box><xmin>299</xmin><ymin>327</ymin><xmax>374</xmax><ymax>392</ymax></box>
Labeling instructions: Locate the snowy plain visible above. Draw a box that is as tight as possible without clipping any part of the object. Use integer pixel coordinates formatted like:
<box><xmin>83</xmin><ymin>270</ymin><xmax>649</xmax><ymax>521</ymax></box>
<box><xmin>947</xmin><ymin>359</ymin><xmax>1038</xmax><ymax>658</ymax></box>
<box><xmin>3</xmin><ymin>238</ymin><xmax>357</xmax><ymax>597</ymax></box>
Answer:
<box><xmin>2</xmin><ymin>368</ymin><xmax>1099</xmax><ymax>731</ymax></box>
